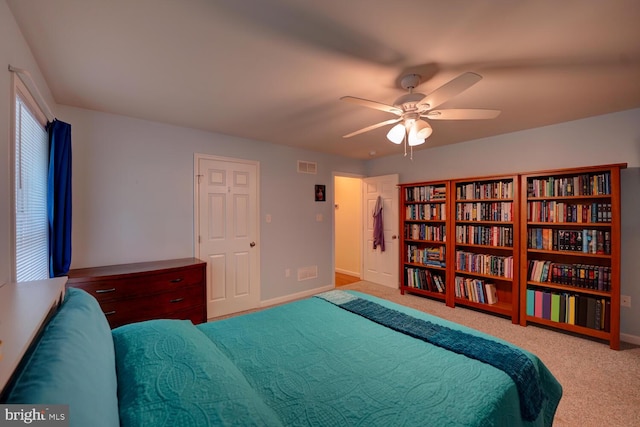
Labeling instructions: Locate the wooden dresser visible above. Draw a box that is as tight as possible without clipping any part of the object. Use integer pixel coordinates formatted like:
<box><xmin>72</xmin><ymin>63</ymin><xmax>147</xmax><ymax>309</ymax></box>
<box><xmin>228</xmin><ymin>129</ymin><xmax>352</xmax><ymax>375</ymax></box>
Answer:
<box><xmin>67</xmin><ymin>258</ymin><xmax>207</xmax><ymax>328</ymax></box>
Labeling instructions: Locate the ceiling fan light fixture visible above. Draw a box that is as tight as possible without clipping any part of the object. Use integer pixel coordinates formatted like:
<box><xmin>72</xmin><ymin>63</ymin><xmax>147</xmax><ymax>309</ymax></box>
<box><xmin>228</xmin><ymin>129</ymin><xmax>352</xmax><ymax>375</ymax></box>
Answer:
<box><xmin>408</xmin><ymin>133</ymin><xmax>425</xmax><ymax>146</ymax></box>
<box><xmin>413</xmin><ymin>119</ymin><xmax>433</xmax><ymax>140</ymax></box>
<box><xmin>408</xmin><ymin>124</ymin><xmax>425</xmax><ymax>146</ymax></box>
<box><xmin>386</xmin><ymin>123</ymin><xmax>405</xmax><ymax>144</ymax></box>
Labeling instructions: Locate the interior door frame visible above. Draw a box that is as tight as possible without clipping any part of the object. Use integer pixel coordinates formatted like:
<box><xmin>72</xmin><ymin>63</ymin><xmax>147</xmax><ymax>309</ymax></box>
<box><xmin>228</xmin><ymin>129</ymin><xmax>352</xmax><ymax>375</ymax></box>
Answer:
<box><xmin>193</xmin><ymin>153</ymin><xmax>261</xmax><ymax>314</ymax></box>
<box><xmin>332</xmin><ymin>172</ymin><xmax>365</xmax><ymax>283</ymax></box>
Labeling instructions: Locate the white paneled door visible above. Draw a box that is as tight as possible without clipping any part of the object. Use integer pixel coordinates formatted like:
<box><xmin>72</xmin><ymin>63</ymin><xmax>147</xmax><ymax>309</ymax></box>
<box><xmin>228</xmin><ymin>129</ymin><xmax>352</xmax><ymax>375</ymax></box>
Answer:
<box><xmin>196</xmin><ymin>155</ymin><xmax>259</xmax><ymax>318</ymax></box>
<box><xmin>363</xmin><ymin>174</ymin><xmax>399</xmax><ymax>288</ymax></box>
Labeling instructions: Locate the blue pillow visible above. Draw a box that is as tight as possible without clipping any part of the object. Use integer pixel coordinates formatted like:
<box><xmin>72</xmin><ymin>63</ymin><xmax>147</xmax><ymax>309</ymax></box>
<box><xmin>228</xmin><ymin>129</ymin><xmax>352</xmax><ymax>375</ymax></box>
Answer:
<box><xmin>6</xmin><ymin>287</ymin><xmax>119</xmax><ymax>427</ymax></box>
<box><xmin>113</xmin><ymin>319</ymin><xmax>282</xmax><ymax>427</ymax></box>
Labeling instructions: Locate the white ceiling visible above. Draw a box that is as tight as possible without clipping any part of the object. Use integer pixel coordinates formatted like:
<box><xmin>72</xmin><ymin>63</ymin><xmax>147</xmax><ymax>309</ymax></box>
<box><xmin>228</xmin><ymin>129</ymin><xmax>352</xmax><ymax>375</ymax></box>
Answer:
<box><xmin>7</xmin><ymin>0</ymin><xmax>640</xmax><ymax>159</ymax></box>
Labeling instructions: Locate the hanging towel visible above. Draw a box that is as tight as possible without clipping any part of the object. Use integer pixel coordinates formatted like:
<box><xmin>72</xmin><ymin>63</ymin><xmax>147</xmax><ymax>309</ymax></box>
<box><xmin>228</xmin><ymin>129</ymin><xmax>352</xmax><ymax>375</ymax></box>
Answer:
<box><xmin>373</xmin><ymin>195</ymin><xmax>385</xmax><ymax>251</ymax></box>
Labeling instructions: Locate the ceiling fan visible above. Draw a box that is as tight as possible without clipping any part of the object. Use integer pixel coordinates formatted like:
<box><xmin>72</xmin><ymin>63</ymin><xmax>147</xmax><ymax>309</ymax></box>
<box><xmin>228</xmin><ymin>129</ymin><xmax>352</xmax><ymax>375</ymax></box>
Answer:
<box><xmin>340</xmin><ymin>72</ymin><xmax>501</xmax><ymax>148</ymax></box>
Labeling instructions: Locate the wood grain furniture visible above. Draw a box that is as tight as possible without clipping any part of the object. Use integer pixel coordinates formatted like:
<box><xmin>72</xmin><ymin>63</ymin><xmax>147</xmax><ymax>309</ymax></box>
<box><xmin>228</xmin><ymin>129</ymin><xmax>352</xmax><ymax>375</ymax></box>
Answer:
<box><xmin>67</xmin><ymin>258</ymin><xmax>207</xmax><ymax>328</ymax></box>
<box><xmin>399</xmin><ymin>163</ymin><xmax>625</xmax><ymax>348</ymax></box>
<box><xmin>399</xmin><ymin>176</ymin><xmax>520</xmax><ymax>324</ymax></box>
<box><xmin>399</xmin><ymin>180</ymin><xmax>450</xmax><ymax>304</ymax></box>
<box><xmin>452</xmin><ymin>174</ymin><xmax>520</xmax><ymax>324</ymax></box>
<box><xmin>519</xmin><ymin>164</ymin><xmax>625</xmax><ymax>349</ymax></box>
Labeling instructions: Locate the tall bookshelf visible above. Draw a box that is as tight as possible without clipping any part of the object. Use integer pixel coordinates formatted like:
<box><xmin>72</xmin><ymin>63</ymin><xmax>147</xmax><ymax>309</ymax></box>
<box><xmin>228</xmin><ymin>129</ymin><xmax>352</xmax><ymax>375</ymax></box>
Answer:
<box><xmin>452</xmin><ymin>175</ymin><xmax>520</xmax><ymax>323</ymax></box>
<box><xmin>399</xmin><ymin>180</ymin><xmax>452</xmax><ymax>304</ymax></box>
<box><xmin>519</xmin><ymin>164</ymin><xmax>625</xmax><ymax>349</ymax></box>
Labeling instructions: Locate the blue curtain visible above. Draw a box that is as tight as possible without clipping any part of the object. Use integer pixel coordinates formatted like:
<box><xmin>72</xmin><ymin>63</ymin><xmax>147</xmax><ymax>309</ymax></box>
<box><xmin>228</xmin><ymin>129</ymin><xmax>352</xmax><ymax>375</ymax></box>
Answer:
<box><xmin>47</xmin><ymin>119</ymin><xmax>72</xmax><ymax>277</ymax></box>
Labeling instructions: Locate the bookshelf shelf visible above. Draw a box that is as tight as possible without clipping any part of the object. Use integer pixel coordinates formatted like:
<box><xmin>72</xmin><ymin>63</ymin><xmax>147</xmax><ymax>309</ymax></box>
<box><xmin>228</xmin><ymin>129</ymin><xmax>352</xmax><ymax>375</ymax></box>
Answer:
<box><xmin>520</xmin><ymin>164</ymin><xmax>625</xmax><ymax>349</ymax></box>
<box><xmin>527</xmin><ymin>222</ymin><xmax>611</xmax><ymax>227</ymax></box>
<box><xmin>406</xmin><ymin>262</ymin><xmax>446</xmax><ymax>271</ymax></box>
<box><xmin>455</xmin><ymin>270</ymin><xmax>513</xmax><ymax>282</ymax></box>
<box><xmin>455</xmin><ymin>299</ymin><xmax>513</xmax><ymax>317</ymax></box>
<box><xmin>527</xmin><ymin>248</ymin><xmax>612</xmax><ymax>259</ymax></box>
<box><xmin>455</xmin><ymin>243</ymin><xmax>513</xmax><ymax>250</ymax></box>
<box><xmin>524</xmin><ymin>316</ymin><xmax>611</xmax><ymax>341</ymax></box>
<box><xmin>528</xmin><ymin>194</ymin><xmax>612</xmax><ymax>201</ymax></box>
<box><xmin>406</xmin><ymin>287</ymin><xmax>447</xmax><ymax>301</ymax></box>
<box><xmin>526</xmin><ymin>280</ymin><xmax>611</xmax><ymax>298</ymax></box>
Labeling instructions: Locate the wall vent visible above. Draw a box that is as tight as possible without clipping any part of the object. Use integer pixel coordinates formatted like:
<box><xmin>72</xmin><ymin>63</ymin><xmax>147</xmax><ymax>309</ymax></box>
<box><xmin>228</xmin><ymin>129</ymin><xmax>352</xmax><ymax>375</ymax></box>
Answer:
<box><xmin>297</xmin><ymin>265</ymin><xmax>318</xmax><ymax>281</ymax></box>
<box><xmin>297</xmin><ymin>160</ymin><xmax>317</xmax><ymax>174</ymax></box>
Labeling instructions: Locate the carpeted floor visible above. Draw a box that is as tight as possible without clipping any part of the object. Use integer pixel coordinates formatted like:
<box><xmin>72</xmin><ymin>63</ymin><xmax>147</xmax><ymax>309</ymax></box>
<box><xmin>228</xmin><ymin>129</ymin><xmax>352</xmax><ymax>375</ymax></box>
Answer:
<box><xmin>340</xmin><ymin>281</ymin><xmax>640</xmax><ymax>427</ymax></box>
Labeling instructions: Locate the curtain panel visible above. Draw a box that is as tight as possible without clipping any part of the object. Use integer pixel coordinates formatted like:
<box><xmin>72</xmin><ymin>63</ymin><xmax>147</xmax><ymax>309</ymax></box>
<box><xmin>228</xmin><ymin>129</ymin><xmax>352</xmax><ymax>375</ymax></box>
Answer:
<box><xmin>47</xmin><ymin>119</ymin><xmax>72</xmax><ymax>277</ymax></box>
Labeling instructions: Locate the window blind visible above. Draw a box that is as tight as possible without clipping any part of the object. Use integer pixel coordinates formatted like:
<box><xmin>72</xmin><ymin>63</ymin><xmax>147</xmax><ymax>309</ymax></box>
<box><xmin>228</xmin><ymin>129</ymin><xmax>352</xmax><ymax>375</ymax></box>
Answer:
<box><xmin>15</xmin><ymin>91</ymin><xmax>49</xmax><ymax>282</ymax></box>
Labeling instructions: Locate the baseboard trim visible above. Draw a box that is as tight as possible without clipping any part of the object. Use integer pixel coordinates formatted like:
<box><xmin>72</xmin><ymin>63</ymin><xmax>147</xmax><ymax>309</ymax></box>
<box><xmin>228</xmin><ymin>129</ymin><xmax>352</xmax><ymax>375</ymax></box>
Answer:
<box><xmin>335</xmin><ymin>268</ymin><xmax>361</xmax><ymax>277</ymax></box>
<box><xmin>260</xmin><ymin>284</ymin><xmax>334</xmax><ymax>309</ymax></box>
<box><xmin>620</xmin><ymin>332</ymin><xmax>640</xmax><ymax>345</ymax></box>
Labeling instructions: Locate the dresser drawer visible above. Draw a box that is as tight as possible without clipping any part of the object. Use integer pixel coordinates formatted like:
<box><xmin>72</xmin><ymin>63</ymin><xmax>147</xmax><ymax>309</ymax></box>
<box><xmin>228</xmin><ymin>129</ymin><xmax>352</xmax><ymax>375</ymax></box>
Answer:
<box><xmin>70</xmin><ymin>265</ymin><xmax>204</xmax><ymax>303</ymax></box>
<box><xmin>67</xmin><ymin>258</ymin><xmax>207</xmax><ymax>328</ymax></box>
<box><xmin>101</xmin><ymin>284</ymin><xmax>205</xmax><ymax>328</ymax></box>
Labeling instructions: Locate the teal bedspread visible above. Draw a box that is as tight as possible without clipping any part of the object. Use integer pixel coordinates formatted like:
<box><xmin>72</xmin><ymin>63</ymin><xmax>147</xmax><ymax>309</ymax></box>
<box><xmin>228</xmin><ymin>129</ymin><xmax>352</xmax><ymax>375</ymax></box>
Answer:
<box><xmin>115</xmin><ymin>291</ymin><xmax>562</xmax><ymax>427</ymax></box>
<box><xmin>315</xmin><ymin>290</ymin><xmax>545</xmax><ymax>422</ymax></box>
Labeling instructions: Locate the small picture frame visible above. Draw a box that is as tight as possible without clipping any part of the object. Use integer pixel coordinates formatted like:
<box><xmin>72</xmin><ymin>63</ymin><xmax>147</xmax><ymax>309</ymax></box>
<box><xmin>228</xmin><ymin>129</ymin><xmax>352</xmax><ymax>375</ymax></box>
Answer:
<box><xmin>315</xmin><ymin>185</ymin><xmax>326</xmax><ymax>202</ymax></box>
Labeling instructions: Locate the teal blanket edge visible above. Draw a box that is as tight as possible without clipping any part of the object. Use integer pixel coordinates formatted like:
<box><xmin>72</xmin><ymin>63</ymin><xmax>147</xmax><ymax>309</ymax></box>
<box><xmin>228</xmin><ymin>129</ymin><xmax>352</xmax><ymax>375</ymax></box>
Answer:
<box><xmin>315</xmin><ymin>290</ymin><xmax>545</xmax><ymax>422</ymax></box>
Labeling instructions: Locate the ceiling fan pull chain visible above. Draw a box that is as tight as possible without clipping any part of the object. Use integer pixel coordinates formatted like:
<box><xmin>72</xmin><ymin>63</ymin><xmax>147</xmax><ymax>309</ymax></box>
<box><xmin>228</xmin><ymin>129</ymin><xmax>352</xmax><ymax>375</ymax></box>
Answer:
<box><xmin>403</xmin><ymin>133</ymin><xmax>407</xmax><ymax>157</ymax></box>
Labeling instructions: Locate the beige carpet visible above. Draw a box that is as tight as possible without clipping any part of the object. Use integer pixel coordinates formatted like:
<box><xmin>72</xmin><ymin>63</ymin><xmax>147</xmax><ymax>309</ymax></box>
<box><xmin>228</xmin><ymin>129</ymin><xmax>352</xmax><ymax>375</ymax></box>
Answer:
<box><xmin>340</xmin><ymin>281</ymin><xmax>640</xmax><ymax>427</ymax></box>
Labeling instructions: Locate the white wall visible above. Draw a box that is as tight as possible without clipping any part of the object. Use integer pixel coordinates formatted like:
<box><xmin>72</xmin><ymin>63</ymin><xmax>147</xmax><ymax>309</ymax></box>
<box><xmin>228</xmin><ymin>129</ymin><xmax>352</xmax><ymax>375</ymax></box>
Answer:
<box><xmin>60</xmin><ymin>105</ymin><xmax>365</xmax><ymax>300</ymax></box>
<box><xmin>367</xmin><ymin>108</ymin><xmax>640</xmax><ymax>340</ymax></box>
<box><xmin>0</xmin><ymin>0</ymin><xmax>56</xmax><ymax>284</ymax></box>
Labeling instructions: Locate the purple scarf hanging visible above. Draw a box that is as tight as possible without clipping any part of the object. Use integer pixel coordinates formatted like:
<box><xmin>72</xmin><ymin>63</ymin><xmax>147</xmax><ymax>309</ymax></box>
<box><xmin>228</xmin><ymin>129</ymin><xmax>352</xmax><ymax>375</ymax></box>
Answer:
<box><xmin>373</xmin><ymin>195</ymin><xmax>385</xmax><ymax>251</ymax></box>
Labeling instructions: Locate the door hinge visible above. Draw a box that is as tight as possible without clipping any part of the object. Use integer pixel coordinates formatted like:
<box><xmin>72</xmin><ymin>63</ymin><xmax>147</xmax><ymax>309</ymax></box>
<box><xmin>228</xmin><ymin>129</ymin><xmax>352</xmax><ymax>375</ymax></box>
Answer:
<box><xmin>196</xmin><ymin>174</ymin><xmax>203</xmax><ymax>184</ymax></box>
<box><xmin>198</xmin><ymin>235</ymin><xmax>201</xmax><ymax>244</ymax></box>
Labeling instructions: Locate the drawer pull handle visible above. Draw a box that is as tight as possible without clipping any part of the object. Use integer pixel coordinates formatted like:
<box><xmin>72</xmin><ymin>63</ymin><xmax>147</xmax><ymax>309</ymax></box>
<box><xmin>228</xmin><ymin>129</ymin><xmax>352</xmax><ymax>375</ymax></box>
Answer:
<box><xmin>170</xmin><ymin>298</ymin><xmax>185</xmax><ymax>303</ymax></box>
<box><xmin>104</xmin><ymin>310</ymin><xmax>116</xmax><ymax>316</ymax></box>
<box><xmin>170</xmin><ymin>278</ymin><xmax>183</xmax><ymax>283</ymax></box>
<box><xmin>96</xmin><ymin>288</ymin><xmax>116</xmax><ymax>294</ymax></box>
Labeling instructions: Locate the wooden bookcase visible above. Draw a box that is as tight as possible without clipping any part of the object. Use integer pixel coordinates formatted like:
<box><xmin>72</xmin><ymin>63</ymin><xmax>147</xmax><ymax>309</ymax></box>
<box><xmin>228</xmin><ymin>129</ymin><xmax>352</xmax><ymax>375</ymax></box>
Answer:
<box><xmin>398</xmin><ymin>163</ymin><xmax>625</xmax><ymax>348</ymax></box>
<box><xmin>519</xmin><ymin>164</ymin><xmax>625</xmax><ymax>349</ymax></box>
<box><xmin>452</xmin><ymin>175</ymin><xmax>520</xmax><ymax>323</ymax></box>
<box><xmin>399</xmin><ymin>180</ymin><xmax>452</xmax><ymax>304</ymax></box>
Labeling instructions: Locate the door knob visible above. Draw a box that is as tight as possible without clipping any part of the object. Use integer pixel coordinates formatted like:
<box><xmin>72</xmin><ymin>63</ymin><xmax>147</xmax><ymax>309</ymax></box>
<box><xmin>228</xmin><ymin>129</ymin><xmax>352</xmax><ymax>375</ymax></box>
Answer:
<box><xmin>392</xmin><ymin>235</ymin><xmax>398</xmax><ymax>239</ymax></box>
<box><xmin>250</xmin><ymin>241</ymin><xmax>256</xmax><ymax>247</ymax></box>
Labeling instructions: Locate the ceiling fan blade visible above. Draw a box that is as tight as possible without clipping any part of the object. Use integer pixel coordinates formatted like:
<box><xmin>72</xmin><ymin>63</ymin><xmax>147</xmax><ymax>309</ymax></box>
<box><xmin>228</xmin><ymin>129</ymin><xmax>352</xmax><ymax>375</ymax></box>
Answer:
<box><xmin>343</xmin><ymin>118</ymin><xmax>401</xmax><ymax>138</ymax></box>
<box><xmin>416</xmin><ymin>72</ymin><xmax>483</xmax><ymax>110</ymax></box>
<box><xmin>423</xmin><ymin>109</ymin><xmax>501</xmax><ymax>120</ymax></box>
<box><xmin>340</xmin><ymin>96</ymin><xmax>402</xmax><ymax>115</ymax></box>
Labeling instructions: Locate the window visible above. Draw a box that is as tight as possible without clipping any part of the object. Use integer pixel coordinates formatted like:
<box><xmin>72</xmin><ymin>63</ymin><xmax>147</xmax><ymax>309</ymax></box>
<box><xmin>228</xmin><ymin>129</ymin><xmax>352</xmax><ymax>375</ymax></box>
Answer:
<box><xmin>14</xmin><ymin>77</ymin><xmax>49</xmax><ymax>282</ymax></box>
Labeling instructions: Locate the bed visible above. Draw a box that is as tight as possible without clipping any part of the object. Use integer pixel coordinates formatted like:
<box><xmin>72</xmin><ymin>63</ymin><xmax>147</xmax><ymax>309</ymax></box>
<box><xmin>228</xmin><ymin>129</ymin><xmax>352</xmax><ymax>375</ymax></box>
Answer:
<box><xmin>2</xmin><ymin>287</ymin><xmax>562</xmax><ymax>426</ymax></box>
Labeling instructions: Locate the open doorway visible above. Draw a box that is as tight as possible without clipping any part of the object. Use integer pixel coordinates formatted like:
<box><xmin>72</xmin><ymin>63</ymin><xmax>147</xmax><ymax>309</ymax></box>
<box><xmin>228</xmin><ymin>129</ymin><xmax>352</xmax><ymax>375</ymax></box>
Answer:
<box><xmin>334</xmin><ymin>175</ymin><xmax>362</xmax><ymax>286</ymax></box>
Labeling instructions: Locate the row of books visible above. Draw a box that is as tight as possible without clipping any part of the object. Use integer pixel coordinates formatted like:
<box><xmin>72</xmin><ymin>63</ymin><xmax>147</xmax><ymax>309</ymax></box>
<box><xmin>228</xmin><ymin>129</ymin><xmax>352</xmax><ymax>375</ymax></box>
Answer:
<box><xmin>456</xmin><ymin>180</ymin><xmax>513</xmax><ymax>200</ymax></box>
<box><xmin>455</xmin><ymin>251</ymin><xmax>514</xmax><ymax>278</ymax></box>
<box><xmin>527</xmin><ymin>172</ymin><xmax>611</xmax><ymax>197</ymax></box>
<box><xmin>456</xmin><ymin>201</ymin><xmax>513</xmax><ymax>222</ymax></box>
<box><xmin>455</xmin><ymin>225</ymin><xmax>513</xmax><ymax>248</ymax></box>
<box><xmin>405</xmin><ymin>223</ymin><xmax>446</xmax><ymax>242</ymax></box>
<box><xmin>405</xmin><ymin>185</ymin><xmax>446</xmax><ymax>202</ymax></box>
<box><xmin>407</xmin><ymin>245</ymin><xmax>446</xmax><ymax>267</ymax></box>
<box><xmin>404</xmin><ymin>267</ymin><xmax>446</xmax><ymax>293</ymax></box>
<box><xmin>526</xmin><ymin>289</ymin><xmax>610</xmax><ymax>331</ymax></box>
<box><xmin>405</xmin><ymin>203</ymin><xmax>447</xmax><ymax>221</ymax></box>
<box><xmin>527</xmin><ymin>260</ymin><xmax>612</xmax><ymax>291</ymax></box>
<box><xmin>527</xmin><ymin>201</ymin><xmax>611</xmax><ymax>223</ymax></box>
<box><xmin>454</xmin><ymin>276</ymin><xmax>498</xmax><ymax>305</ymax></box>
<box><xmin>528</xmin><ymin>228</ymin><xmax>610</xmax><ymax>254</ymax></box>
